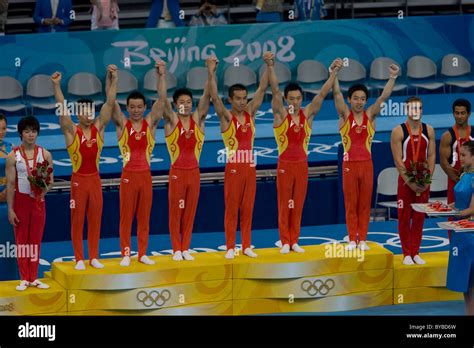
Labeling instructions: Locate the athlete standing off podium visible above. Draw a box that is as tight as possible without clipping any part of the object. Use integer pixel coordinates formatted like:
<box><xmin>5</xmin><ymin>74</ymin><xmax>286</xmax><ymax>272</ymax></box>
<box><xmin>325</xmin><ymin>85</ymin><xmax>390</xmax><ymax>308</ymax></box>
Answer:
<box><xmin>51</xmin><ymin>65</ymin><xmax>117</xmax><ymax>271</ymax></box>
<box><xmin>391</xmin><ymin>96</ymin><xmax>435</xmax><ymax>266</ymax></box>
<box><xmin>157</xmin><ymin>60</ymin><xmax>211</xmax><ymax>262</ymax></box>
<box><xmin>208</xmin><ymin>53</ymin><xmax>270</xmax><ymax>259</ymax></box>
<box><xmin>333</xmin><ymin>62</ymin><xmax>399</xmax><ymax>251</ymax></box>
<box><xmin>439</xmin><ymin>99</ymin><xmax>473</xmax><ymax>239</ymax></box>
<box><xmin>111</xmin><ymin>66</ymin><xmax>164</xmax><ymax>267</ymax></box>
<box><xmin>269</xmin><ymin>55</ymin><xmax>342</xmax><ymax>254</ymax></box>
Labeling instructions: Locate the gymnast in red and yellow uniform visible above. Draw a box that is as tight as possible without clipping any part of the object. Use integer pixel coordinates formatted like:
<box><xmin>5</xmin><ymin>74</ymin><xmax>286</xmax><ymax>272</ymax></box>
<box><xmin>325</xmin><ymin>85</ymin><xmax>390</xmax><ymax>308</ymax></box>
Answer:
<box><xmin>157</xmin><ymin>60</ymin><xmax>211</xmax><ymax>261</ymax></box>
<box><xmin>208</xmin><ymin>55</ymin><xmax>268</xmax><ymax>259</ymax></box>
<box><xmin>268</xmin><ymin>54</ymin><xmax>341</xmax><ymax>254</ymax></box>
<box><xmin>51</xmin><ymin>66</ymin><xmax>117</xmax><ymax>270</ymax></box>
<box><xmin>111</xmin><ymin>64</ymin><xmax>164</xmax><ymax>267</ymax></box>
<box><xmin>333</xmin><ymin>62</ymin><xmax>400</xmax><ymax>251</ymax></box>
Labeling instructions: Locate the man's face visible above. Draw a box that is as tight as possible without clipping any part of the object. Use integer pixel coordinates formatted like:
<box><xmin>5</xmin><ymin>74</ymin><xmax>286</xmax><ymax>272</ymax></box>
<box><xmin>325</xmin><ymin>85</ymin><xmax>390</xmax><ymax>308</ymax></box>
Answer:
<box><xmin>77</xmin><ymin>102</ymin><xmax>95</xmax><ymax>126</ymax></box>
<box><xmin>175</xmin><ymin>95</ymin><xmax>193</xmax><ymax>116</ymax></box>
<box><xmin>453</xmin><ymin>106</ymin><xmax>470</xmax><ymax>126</ymax></box>
<box><xmin>229</xmin><ymin>90</ymin><xmax>248</xmax><ymax>113</ymax></box>
<box><xmin>407</xmin><ymin>101</ymin><xmax>423</xmax><ymax>121</ymax></box>
<box><xmin>127</xmin><ymin>99</ymin><xmax>146</xmax><ymax>121</ymax></box>
<box><xmin>348</xmin><ymin>91</ymin><xmax>367</xmax><ymax>113</ymax></box>
<box><xmin>285</xmin><ymin>90</ymin><xmax>303</xmax><ymax>114</ymax></box>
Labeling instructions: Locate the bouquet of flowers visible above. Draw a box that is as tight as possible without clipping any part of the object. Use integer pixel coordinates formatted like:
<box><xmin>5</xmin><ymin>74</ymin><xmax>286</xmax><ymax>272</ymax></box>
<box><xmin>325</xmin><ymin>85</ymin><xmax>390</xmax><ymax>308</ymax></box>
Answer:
<box><xmin>405</xmin><ymin>161</ymin><xmax>432</xmax><ymax>196</ymax></box>
<box><xmin>28</xmin><ymin>160</ymin><xmax>53</xmax><ymax>202</ymax></box>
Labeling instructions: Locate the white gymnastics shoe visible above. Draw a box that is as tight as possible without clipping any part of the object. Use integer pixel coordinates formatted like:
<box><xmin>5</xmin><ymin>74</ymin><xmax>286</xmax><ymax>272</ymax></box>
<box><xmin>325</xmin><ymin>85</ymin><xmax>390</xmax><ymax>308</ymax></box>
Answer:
<box><xmin>90</xmin><ymin>258</ymin><xmax>104</xmax><ymax>269</ymax></box>
<box><xmin>140</xmin><ymin>255</ymin><xmax>155</xmax><ymax>265</ymax></box>
<box><xmin>225</xmin><ymin>249</ymin><xmax>235</xmax><ymax>259</ymax></box>
<box><xmin>244</xmin><ymin>247</ymin><xmax>258</xmax><ymax>258</ymax></box>
<box><xmin>280</xmin><ymin>244</ymin><xmax>290</xmax><ymax>254</ymax></box>
<box><xmin>182</xmin><ymin>250</ymin><xmax>195</xmax><ymax>261</ymax></box>
<box><xmin>403</xmin><ymin>255</ymin><xmax>415</xmax><ymax>265</ymax></box>
<box><xmin>172</xmin><ymin>251</ymin><xmax>183</xmax><ymax>261</ymax></box>
<box><xmin>30</xmin><ymin>279</ymin><xmax>50</xmax><ymax>289</ymax></box>
<box><xmin>120</xmin><ymin>256</ymin><xmax>131</xmax><ymax>267</ymax></box>
<box><xmin>16</xmin><ymin>280</ymin><xmax>29</xmax><ymax>291</ymax></box>
<box><xmin>413</xmin><ymin>255</ymin><xmax>426</xmax><ymax>265</ymax></box>
<box><xmin>358</xmin><ymin>241</ymin><xmax>370</xmax><ymax>251</ymax></box>
<box><xmin>74</xmin><ymin>260</ymin><xmax>86</xmax><ymax>271</ymax></box>
<box><xmin>291</xmin><ymin>243</ymin><xmax>305</xmax><ymax>253</ymax></box>
<box><xmin>345</xmin><ymin>241</ymin><xmax>357</xmax><ymax>251</ymax></box>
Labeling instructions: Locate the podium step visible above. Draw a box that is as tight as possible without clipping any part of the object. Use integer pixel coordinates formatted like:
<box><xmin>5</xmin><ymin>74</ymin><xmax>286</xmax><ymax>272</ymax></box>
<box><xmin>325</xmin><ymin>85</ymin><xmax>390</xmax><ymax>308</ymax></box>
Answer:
<box><xmin>0</xmin><ymin>279</ymin><xmax>66</xmax><ymax>315</ymax></box>
<box><xmin>233</xmin><ymin>290</ymin><xmax>394</xmax><ymax>315</ymax></box>
<box><xmin>394</xmin><ymin>251</ymin><xmax>450</xmax><ymax>288</ymax></box>
<box><xmin>233</xmin><ymin>269</ymin><xmax>393</xmax><ymax>299</ymax></box>
<box><xmin>394</xmin><ymin>287</ymin><xmax>463</xmax><ymax>304</ymax></box>
<box><xmin>68</xmin><ymin>279</ymin><xmax>232</xmax><ymax>312</ymax></box>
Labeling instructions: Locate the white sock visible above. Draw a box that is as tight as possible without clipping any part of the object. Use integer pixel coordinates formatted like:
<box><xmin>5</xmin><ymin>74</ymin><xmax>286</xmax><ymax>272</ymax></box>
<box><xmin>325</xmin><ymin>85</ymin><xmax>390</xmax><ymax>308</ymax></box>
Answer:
<box><xmin>16</xmin><ymin>280</ymin><xmax>29</xmax><ymax>292</ymax></box>
<box><xmin>244</xmin><ymin>247</ymin><xmax>258</xmax><ymax>258</ymax></box>
<box><xmin>172</xmin><ymin>251</ymin><xmax>183</xmax><ymax>261</ymax></box>
<box><xmin>413</xmin><ymin>255</ymin><xmax>426</xmax><ymax>265</ymax></box>
<box><xmin>225</xmin><ymin>249</ymin><xmax>235</xmax><ymax>259</ymax></box>
<box><xmin>139</xmin><ymin>255</ymin><xmax>155</xmax><ymax>265</ymax></box>
<box><xmin>280</xmin><ymin>244</ymin><xmax>290</xmax><ymax>254</ymax></box>
<box><xmin>74</xmin><ymin>260</ymin><xmax>86</xmax><ymax>271</ymax></box>
<box><xmin>345</xmin><ymin>241</ymin><xmax>357</xmax><ymax>251</ymax></box>
<box><xmin>90</xmin><ymin>258</ymin><xmax>104</xmax><ymax>269</ymax></box>
<box><xmin>182</xmin><ymin>250</ymin><xmax>195</xmax><ymax>261</ymax></box>
<box><xmin>30</xmin><ymin>279</ymin><xmax>50</xmax><ymax>289</ymax></box>
<box><xmin>120</xmin><ymin>256</ymin><xmax>131</xmax><ymax>267</ymax></box>
<box><xmin>403</xmin><ymin>255</ymin><xmax>415</xmax><ymax>265</ymax></box>
<box><xmin>358</xmin><ymin>241</ymin><xmax>370</xmax><ymax>251</ymax></box>
<box><xmin>291</xmin><ymin>243</ymin><xmax>305</xmax><ymax>253</ymax></box>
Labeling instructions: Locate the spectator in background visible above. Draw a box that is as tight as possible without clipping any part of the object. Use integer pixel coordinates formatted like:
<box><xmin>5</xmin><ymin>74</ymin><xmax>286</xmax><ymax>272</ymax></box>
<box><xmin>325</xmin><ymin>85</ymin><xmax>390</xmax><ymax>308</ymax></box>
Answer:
<box><xmin>146</xmin><ymin>0</ymin><xmax>184</xmax><ymax>28</ymax></box>
<box><xmin>34</xmin><ymin>0</ymin><xmax>73</xmax><ymax>33</ymax></box>
<box><xmin>91</xmin><ymin>0</ymin><xmax>119</xmax><ymax>30</ymax></box>
<box><xmin>255</xmin><ymin>0</ymin><xmax>283</xmax><ymax>22</ymax></box>
<box><xmin>189</xmin><ymin>0</ymin><xmax>227</xmax><ymax>26</ymax></box>
<box><xmin>0</xmin><ymin>0</ymin><xmax>8</xmax><ymax>35</ymax></box>
<box><xmin>295</xmin><ymin>0</ymin><xmax>327</xmax><ymax>20</ymax></box>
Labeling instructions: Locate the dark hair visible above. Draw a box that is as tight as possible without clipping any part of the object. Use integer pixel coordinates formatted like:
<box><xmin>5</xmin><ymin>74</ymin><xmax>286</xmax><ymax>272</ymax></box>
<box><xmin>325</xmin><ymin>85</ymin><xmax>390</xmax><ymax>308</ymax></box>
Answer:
<box><xmin>76</xmin><ymin>98</ymin><xmax>94</xmax><ymax>106</ymax></box>
<box><xmin>348</xmin><ymin>84</ymin><xmax>369</xmax><ymax>99</ymax></box>
<box><xmin>284</xmin><ymin>82</ymin><xmax>303</xmax><ymax>98</ymax></box>
<box><xmin>462</xmin><ymin>140</ymin><xmax>474</xmax><ymax>156</ymax></box>
<box><xmin>173</xmin><ymin>88</ymin><xmax>193</xmax><ymax>104</ymax></box>
<box><xmin>453</xmin><ymin>98</ymin><xmax>471</xmax><ymax>114</ymax></box>
<box><xmin>126</xmin><ymin>91</ymin><xmax>146</xmax><ymax>106</ymax></box>
<box><xmin>18</xmin><ymin>116</ymin><xmax>40</xmax><ymax>139</ymax></box>
<box><xmin>228</xmin><ymin>84</ymin><xmax>248</xmax><ymax>98</ymax></box>
<box><xmin>0</xmin><ymin>113</ymin><xmax>6</xmax><ymax>124</ymax></box>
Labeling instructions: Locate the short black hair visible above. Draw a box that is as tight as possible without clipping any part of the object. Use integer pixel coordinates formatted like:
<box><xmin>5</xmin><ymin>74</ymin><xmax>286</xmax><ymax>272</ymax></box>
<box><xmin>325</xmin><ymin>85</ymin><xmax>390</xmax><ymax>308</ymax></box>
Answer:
<box><xmin>453</xmin><ymin>98</ymin><xmax>471</xmax><ymax>114</ymax></box>
<box><xmin>18</xmin><ymin>116</ymin><xmax>40</xmax><ymax>139</ymax></box>
<box><xmin>228</xmin><ymin>84</ymin><xmax>248</xmax><ymax>98</ymax></box>
<box><xmin>173</xmin><ymin>88</ymin><xmax>193</xmax><ymax>104</ymax></box>
<box><xmin>126</xmin><ymin>91</ymin><xmax>146</xmax><ymax>106</ymax></box>
<box><xmin>283</xmin><ymin>82</ymin><xmax>303</xmax><ymax>98</ymax></box>
<box><xmin>348</xmin><ymin>84</ymin><xmax>369</xmax><ymax>99</ymax></box>
<box><xmin>0</xmin><ymin>113</ymin><xmax>6</xmax><ymax>124</ymax></box>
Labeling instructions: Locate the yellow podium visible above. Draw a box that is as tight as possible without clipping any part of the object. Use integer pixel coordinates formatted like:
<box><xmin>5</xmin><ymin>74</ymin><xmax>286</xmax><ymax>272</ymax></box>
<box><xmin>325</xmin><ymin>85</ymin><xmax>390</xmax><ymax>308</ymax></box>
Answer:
<box><xmin>393</xmin><ymin>251</ymin><xmax>463</xmax><ymax>305</ymax></box>
<box><xmin>0</xmin><ymin>244</ymin><xmax>462</xmax><ymax>315</ymax></box>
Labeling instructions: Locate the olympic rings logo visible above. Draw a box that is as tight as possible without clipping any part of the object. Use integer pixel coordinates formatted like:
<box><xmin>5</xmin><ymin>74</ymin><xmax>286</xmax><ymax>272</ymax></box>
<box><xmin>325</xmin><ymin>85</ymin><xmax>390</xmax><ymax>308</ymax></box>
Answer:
<box><xmin>300</xmin><ymin>279</ymin><xmax>335</xmax><ymax>297</ymax></box>
<box><xmin>136</xmin><ymin>289</ymin><xmax>172</xmax><ymax>307</ymax></box>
